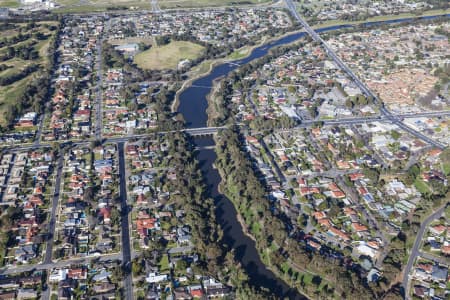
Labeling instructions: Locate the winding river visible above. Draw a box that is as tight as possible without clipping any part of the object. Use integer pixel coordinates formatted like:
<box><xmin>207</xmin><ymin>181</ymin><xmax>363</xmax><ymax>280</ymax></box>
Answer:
<box><xmin>176</xmin><ymin>13</ymin><xmax>450</xmax><ymax>298</ymax></box>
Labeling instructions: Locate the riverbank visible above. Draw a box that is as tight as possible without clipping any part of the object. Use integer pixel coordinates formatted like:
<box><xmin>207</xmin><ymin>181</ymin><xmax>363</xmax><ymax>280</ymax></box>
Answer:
<box><xmin>311</xmin><ymin>8</ymin><xmax>449</xmax><ymax>29</ymax></box>
<box><xmin>171</xmin><ymin>29</ymin><xmax>307</xmax><ymax>114</ymax></box>
<box><xmin>178</xmin><ymin>12</ymin><xmax>450</xmax><ymax>299</ymax></box>
<box><xmin>211</xmin><ymin>132</ymin><xmax>345</xmax><ymax>299</ymax></box>
<box><xmin>215</xmin><ymin>161</ymin><xmax>317</xmax><ymax>300</ymax></box>
<box><xmin>175</xmin><ymin>9</ymin><xmax>450</xmax><ymax>120</ymax></box>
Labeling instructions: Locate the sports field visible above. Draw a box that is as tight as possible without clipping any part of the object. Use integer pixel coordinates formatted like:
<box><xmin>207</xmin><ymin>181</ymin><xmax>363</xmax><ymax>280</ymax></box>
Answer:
<box><xmin>134</xmin><ymin>41</ymin><xmax>205</xmax><ymax>70</ymax></box>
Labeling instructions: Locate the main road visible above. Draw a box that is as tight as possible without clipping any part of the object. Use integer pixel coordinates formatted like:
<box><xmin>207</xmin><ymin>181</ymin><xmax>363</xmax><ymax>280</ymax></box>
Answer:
<box><xmin>284</xmin><ymin>0</ymin><xmax>446</xmax><ymax>150</ymax></box>
<box><xmin>117</xmin><ymin>142</ymin><xmax>133</xmax><ymax>300</ymax></box>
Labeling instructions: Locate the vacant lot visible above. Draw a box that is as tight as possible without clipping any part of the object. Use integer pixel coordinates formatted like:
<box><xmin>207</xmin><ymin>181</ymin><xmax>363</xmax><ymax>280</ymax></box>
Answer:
<box><xmin>134</xmin><ymin>41</ymin><xmax>205</xmax><ymax>70</ymax></box>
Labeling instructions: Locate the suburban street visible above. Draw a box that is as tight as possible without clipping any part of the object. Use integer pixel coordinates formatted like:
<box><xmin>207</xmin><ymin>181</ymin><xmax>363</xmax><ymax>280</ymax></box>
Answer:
<box><xmin>94</xmin><ymin>21</ymin><xmax>106</xmax><ymax>141</ymax></box>
<box><xmin>401</xmin><ymin>204</ymin><xmax>447</xmax><ymax>299</ymax></box>
<box><xmin>117</xmin><ymin>142</ymin><xmax>134</xmax><ymax>300</ymax></box>
<box><xmin>0</xmin><ymin>3</ymin><xmax>448</xmax><ymax>300</ymax></box>
<box><xmin>0</xmin><ymin>253</ymin><xmax>122</xmax><ymax>276</ymax></box>
<box><xmin>284</xmin><ymin>0</ymin><xmax>446</xmax><ymax>150</ymax></box>
<box><xmin>44</xmin><ymin>153</ymin><xmax>64</xmax><ymax>265</ymax></box>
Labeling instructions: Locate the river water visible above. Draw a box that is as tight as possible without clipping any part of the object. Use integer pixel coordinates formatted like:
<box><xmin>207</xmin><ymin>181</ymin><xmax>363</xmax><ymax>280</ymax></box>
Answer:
<box><xmin>177</xmin><ymin>14</ymin><xmax>449</xmax><ymax>298</ymax></box>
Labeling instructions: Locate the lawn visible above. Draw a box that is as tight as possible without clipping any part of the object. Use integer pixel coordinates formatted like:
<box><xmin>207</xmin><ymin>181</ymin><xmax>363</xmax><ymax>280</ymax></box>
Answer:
<box><xmin>443</xmin><ymin>163</ymin><xmax>450</xmax><ymax>176</ymax></box>
<box><xmin>158</xmin><ymin>254</ymin><xmax>170</xmax><ymax>272</ymax></box>
<box><xmin>134</xmin><ymin>41</ymin><xmax>205</xmax><ymax>70</ymax></box>
<box><xmin>226</xmin><ymin>46</ymin><xmax>253</xmax><ymax>60</ymax></box>
<box><xmin>414</xmin><ymin>178</ymin><xmax>431</xmax><ymax>195</ymax></box>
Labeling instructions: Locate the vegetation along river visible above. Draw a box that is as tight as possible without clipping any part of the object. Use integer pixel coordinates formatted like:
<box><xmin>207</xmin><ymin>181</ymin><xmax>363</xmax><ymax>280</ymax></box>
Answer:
<box><xmin>176</xmin><ymin>14</ymin><xmax>449</xmax><ymax>298</ymax></box>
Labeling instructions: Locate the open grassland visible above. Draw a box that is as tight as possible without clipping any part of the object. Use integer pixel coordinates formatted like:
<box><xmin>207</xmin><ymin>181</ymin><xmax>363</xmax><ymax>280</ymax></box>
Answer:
<box><xmin>53</xmin><ymin>0</ymin><xmax>150</xmax><ymax>12</ymax></box>
<box><xmin>0</xmin><ymin>21</ymin><xmax>58</xmax><ymax>126</ymax></box>
<box><xmin>159</xmin><ymin>0</ymin><xmax>270</xmax><ymax>9</ymax></box>
<box><xmin>0</xmin><ymin>0</ymin><xmax>19</xmax><ymax>7</ymax></box>
<box><xmin>134</xmin><ymin>41</ymin><xmax>205</xmax><ymax>70</ymax></box>
<box><xmin>52</xmin><ymin>0</ymin><xmax>269</xmax><ymax>12</ymax></box>
<box><xmin>312</xmin><ymin>8</ymin><xmax>449</xmax><ymax>29</ymax></box>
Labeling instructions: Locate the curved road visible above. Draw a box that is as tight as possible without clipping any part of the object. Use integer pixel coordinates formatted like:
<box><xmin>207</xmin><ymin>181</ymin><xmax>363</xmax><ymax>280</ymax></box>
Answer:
<box><xmin>402</xmin><ymin>204</ymin><xmax>447</xmax><ymax>299</ymax></box>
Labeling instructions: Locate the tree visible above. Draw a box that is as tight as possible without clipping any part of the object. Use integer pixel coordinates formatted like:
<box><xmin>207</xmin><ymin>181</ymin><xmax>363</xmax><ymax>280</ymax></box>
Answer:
<box><xmin>110</xmin><ymin>208</ymin><xmax>120</xmax><ymax>227</ymax></box>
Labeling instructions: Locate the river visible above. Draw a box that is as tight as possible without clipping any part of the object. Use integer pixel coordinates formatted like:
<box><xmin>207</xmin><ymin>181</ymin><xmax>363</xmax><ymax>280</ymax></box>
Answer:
<box><xmin>176</xmin><ymin>13</ymin><xmax>449</xmax><ymax>298</ymax></box>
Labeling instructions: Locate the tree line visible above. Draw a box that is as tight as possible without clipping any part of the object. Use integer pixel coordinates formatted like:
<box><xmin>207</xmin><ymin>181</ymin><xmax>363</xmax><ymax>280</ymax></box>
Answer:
<box><xmin>214</xmin><ymin>128</ymin><xmax>398</xmax><ymax>299</ymax></box>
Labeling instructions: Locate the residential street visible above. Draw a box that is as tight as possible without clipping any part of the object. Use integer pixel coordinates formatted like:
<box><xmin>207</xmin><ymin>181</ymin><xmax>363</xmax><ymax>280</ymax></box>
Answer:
<box><xmin>44</xmin><ymin>153</ymin><xmax>64</xmax><ymax>265</ymax></box>
<box><xmin>117</xmin><ymin>142</ymin><xmax>134</xmax><ymax>300</ymax></box>
<box><xmin>401</xmin><ymin>204</ymin><xmax>447</xmax><ymax>299</ymax></box>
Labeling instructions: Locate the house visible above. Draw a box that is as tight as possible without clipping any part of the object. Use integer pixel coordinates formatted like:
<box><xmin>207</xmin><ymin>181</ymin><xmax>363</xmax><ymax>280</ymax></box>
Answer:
<box><xmin>431</xmin><ymin>265</ymin><xmax>448</xmax><ymax>282</ymax></box>
<box><xmin>68</xmin><ymin>268</ymin><xmax>87</xmax><ymax>280</ymax></box>
<box><xmin>430</xmin><ymin>224</ymin><xmax>446</xmax><ymax>236</ymax></box>
<box><xmin>0</xmin><ymin>292</ymin><xmax>16</xmax><ymax>300</ymax></box>
<box><xmin>352</xmin><ymin>223</ymin><xmax>368</xmax><ymax>232</ymax></box>
<box><xmin>354</xmin><ymin>243</ymin><xmax>377</xmax><ymax>259</ymax></box>
<box><xmin>98</xmin><ymin>207</ymin><xmax>111</xmax><ymax>224</ymax></box>
<box><xmin>17</xmin><ymin>289</ymin><xmax>38</xmax><ymax>300</ymax></box>
<box><xmin>14</xmin><ymin>245</ymin><xmax>37</xmax><ymax>263</ymax></box>
<box><xmin>92</xmin><ymin>283</ymin><xmax>116</xmax><ymax>294</ymax></box>
<box><xmin>413</xmin><ymin>285</ymin><xmax>428</xmax><ymax>298</ymax></box>
<box><xmin>188</xmin><ymin>285</ymin><xmax>204</xmax><ymax>298</ymax></box>
<box><xmin>49</xmin><ymin>269</ymin><xmax>68</xmax><ymax>283</ymax></box>
<box><xmin>145</xmin><ymin>273</ymin><xmax>168</xmax><ymax>283</ymax></box>
<box><xmin>328</xmin><ymin>227</ymin><xmax>350</xmax><ymax>242</ymax></box>
<box><xmin>92</xmin><ymin>269</ymin><xmax>111</xmax><ymax>282</ymax></box>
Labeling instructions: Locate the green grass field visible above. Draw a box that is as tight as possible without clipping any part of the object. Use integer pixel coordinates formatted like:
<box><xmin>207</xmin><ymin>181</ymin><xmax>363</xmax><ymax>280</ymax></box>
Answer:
<box><xmin>313</xmin><ymin>9</ymin><xmax>449</xmax><ymax>29</ymax></box>
<box><xmin>52</xmin><ymin>0</ymin><xmax>148</xmax><ymax>13</ymax></box>
<box><xmin>0</xmin><ymin>22</ymin><xmax>58</xmax><ymax>126</ymax></box>
<box><xmin>159</xmin><ymin>0</ymin><xmax>269</xmax><ymax>9</ymax></box>
<box><xmin>134</xmin><ymin>41</ymin><xmax>205</xmax><ymax>70</ymax></box>
<box><xmin>0</xmin><ymin>0</ymin><xmax>19</xmax><ymax>7</ymax></box>
<box><xmin>52</xmin><ymin>0</ymin><xmax>269</xmax><ymax>12</ymax></box>
<box><xmin>414</xmin><ymin>178</ymin><xmax>431</xmax><ymax>195</ymax></box>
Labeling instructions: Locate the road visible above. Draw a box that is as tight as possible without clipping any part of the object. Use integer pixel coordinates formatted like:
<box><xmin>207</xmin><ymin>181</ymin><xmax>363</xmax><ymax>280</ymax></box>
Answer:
<box><xmin>34</xmin><ymin>114</ymin><xmax>45</xmax><ymax>146</ymax></box>
<box><xmin>0</xmin><ymin>153</ymin><xmax>15</xmax><ymax>203</ymax></box>
<box><xmin>151</xmin><ymin>0</ymin><xmax>160</xmax><ymax>13</ymax></box>
<box><xmin>401</xmin><ymin>204</ymin><xmax>447</xmax><ymax>299</ymax></box>
<box><xmin>117</xmin><ymin>142</ymin><xmax>133</xmax><ymax>300</ymax></box>
<box><xmin>3</xmin><ymin>126</ymin><xmax>227</xmax><ymax>153</ymax></box>
<box><xmin>0</xmin><ymin>253</ymin><xmax>122</xmax><ymax>276</ymax></box>
<box><xmin>284</xmin><ymin>0</ymin><xmax>446</xmax><ymax>150</ymax></box>
<box><xmin>94</xmin><ymin>19</ymin><xmax>110</xmax><ymax>141</ymax></box>
<box><xmin>44</xmin><ymin>153</ymin><xmax>64</xmax><ymax>265</ymax></box>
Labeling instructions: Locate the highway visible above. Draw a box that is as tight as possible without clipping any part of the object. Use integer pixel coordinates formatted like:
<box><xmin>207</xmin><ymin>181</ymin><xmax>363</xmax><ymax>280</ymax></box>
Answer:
<box><xmin>401</xmin><ymin>204</ymin><xmax>447</xmax><ymax>299</ymax></box>
<box><xmin>284</xmin><ymin>0</ymin><xmax>446</xmax><ymax>150</ymax></box>
<box><xmin>44</xmin><ymin>153</ymin><xmax>64</xmax><ymax>265</ymax></box>
<box><xmin>117</xmin><ymin>142</ymin><xmax>133</xmax><ymax>300</ymax></box>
